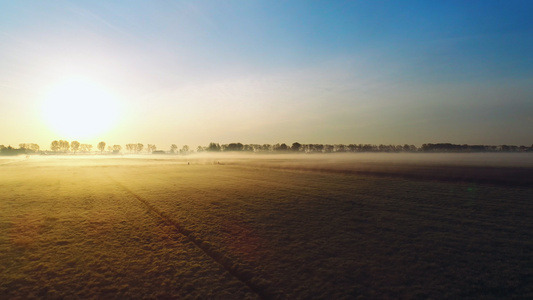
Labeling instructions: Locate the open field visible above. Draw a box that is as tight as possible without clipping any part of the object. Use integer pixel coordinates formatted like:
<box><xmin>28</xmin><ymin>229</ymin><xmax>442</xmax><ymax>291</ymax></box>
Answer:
<box><xmin>1</xmin><ymin>154</ymin><xmax>532</xmax><ymax>299</ymax></box>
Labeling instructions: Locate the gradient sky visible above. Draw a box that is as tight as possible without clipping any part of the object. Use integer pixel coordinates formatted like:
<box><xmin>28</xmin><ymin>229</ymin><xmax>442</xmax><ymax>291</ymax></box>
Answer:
<box><xmin>1</xmin><ymin>0</ymin><xmax>532</xmax><ymax>150</ymax></box>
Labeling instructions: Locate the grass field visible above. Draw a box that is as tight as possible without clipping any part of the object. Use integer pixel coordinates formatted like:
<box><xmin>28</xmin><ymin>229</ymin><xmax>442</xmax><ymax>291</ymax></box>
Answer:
<box><xmin>1</xmin><ymin>154</ymin><xmax>532</xmax><ymax>299</ymax></box>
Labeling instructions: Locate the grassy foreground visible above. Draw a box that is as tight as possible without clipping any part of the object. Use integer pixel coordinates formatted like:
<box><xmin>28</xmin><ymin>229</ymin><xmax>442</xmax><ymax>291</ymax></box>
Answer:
<box><xmin>1</xmin><ymin>154</ymin><xmax>532</xmax><ymax>299</ymax></box>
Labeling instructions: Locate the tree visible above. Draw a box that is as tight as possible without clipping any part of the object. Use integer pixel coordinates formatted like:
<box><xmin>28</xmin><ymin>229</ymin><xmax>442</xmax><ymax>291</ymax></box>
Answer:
<box><xmin>30</xmin><ymin>143</ymin><xmax>40</xmax><ymax>152</ymax></box>
<box><xmin>80</xmin><ymin>144</ymin><xmax>92</xmax><ymax>152</ymax></box>
<box><xmin>113</xmin><ymin>145</ymin><xmax>122</xmax><ymax>152</ymax></box>
<box><xmin>170</xmin><ymin>144</ymin><xmax>178</xmax><ymax>153</ymax></box>
<box><xmin>274</xmin><ymin>143</ymin><xmax>288</xmax><ymax>151</ymax></box>
<box><xmin>19</xmin><ymin>143</ymin><xmax>40</xmax><ymax>153</ymax></box>
<box><xmin>71</xmin><ymin>141</ymin><xmax>80</xmax><ymax>153</ymax></box>
<box><xmin>59</xmin><ymin>140</ymin><xmax>70</xmax><ymax>152</ymax></box>
<box><xmin>334</xmin><ymin>144</ymin><xmax>346</xmax><ymax>152</ymax></box>
<box><xmin>136</xmin><ymin>143</ymin><xmax>144</xmax><ymax>153</ymax></box>
<box><xmin>147</xmin><ymin>144</ymin><xmax>156</xmax><ymax>153</ymax></box>
<box><xmin>126</xmin><ymin>144</ymin><xmax>137</xmax><ymax>152</ymax></box>
<box><xmin>291</xmin><ymin>142</ymin><xmax>302</xmax><ymax>152</ymax></box>
<box><xmin>51</xmin><ymin>140</ymin><xmax>60</xmax><ymax>152</ymax></box>
<box><xmin>97</xmin><ymin>141</ymin><xmax>106</xmax><ymax>152</ymax></box>
<box><xmin>249</xmin><ymin>144</ymin><xmax>262</xmax><ymax>152</ymax></box>
<box><xmin>226</xmin><ymin>143</ymin><xmax>243</xmax><ymax>151</ymax></box>
<box><xmin>261</xmin><ymin>144</ymin><xmax>272</xmax><ymax>152</ymax></box>
<box><xmin>0</xmin><ymin>145</ymin><xmax>25</xmax><ymax>156</ymax></box>
<box><xmin>181</xmin><ymin>145</ymin><xmax>189</xmax><ymax>154</ymax></box>
<box><xmin>207</xmin><ymin>142</ymin><xmax>221</xmax><ymax>152</ymax></box>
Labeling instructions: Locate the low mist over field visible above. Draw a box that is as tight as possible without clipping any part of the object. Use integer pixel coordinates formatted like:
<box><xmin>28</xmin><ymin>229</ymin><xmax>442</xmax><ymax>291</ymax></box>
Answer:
<box><xmin>1</xmin><ymin>154</ymin><xmax>532</xmax><ymax>298</ymax></box>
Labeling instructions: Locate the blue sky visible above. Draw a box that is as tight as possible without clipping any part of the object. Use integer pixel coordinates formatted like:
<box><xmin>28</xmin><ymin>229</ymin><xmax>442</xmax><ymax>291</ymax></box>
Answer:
<box><xmin>1</xmin><ymin>0</ymin><xmax>532</xmax><ymax>149</ymax></box>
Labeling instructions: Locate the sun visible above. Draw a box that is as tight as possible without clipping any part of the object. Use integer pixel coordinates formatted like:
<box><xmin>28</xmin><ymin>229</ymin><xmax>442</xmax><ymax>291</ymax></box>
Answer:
<box><xmin>41</xmin><ymin>78</ymin><xmax>121</xmax><ymax>141</ymax></box>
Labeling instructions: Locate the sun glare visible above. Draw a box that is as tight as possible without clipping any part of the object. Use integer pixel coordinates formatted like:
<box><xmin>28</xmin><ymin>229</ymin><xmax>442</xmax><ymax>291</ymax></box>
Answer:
<box><xmin>41</xmin><ymin>78</ymin><xmax>121</xmax><ymax>140</ymax></box>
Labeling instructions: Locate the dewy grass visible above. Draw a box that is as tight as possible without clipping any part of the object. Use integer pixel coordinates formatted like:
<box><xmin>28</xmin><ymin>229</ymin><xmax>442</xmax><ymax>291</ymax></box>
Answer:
<box><xmin>1</xmin><ymin>155</ymin><xmax>532</xmax><ymax>299</ymax></box>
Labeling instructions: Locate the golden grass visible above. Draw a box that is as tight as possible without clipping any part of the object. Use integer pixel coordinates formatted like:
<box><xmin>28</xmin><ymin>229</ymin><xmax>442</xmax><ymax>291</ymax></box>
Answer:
<box><xmin>1</xmin><ymin>155</ymin><xmax>532</xmax><ymax>299</ymax></box>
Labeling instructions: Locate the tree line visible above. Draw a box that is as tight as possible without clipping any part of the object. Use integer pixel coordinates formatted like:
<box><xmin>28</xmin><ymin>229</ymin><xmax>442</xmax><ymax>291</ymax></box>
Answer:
<box><xmin>1</xmin><ymin>141</ymin><xmax>532</xmax><ymax>156</ymax></box>
<box><xmin>198</xmin><ymin>142</ymin><xmax>533</xmax><ymax>153</ymax></box>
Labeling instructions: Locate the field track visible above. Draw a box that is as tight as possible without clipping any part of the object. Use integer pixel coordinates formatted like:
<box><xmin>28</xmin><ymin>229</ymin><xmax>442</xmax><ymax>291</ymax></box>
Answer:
<box><xmin>107</xmin><ymin>174</ymin><xmax>278</xmax><ymax>299</ymax></box>
<box><xmin>1</xmin><ymin>154</ymin><xmax>532</xmax><ymax>299</ymax></box>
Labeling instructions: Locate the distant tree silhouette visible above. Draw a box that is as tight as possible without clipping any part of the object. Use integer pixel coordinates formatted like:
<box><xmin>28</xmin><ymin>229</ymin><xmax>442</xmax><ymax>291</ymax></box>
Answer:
<box><xmin>125</xmin><ymin>144</ymin><xmax>138</xmax><ymax>153</ymax></box>
<box><xmin>291</xmin><ymin>142</ymin><xmax>302</xmax><ymax>152</ymax></box>
<box><xmin>226</xmin><ymin>143</ymin><xmax>243</xmax><ymax>151</ymax></box>
<box><xmin>181</xmin><ymin>145</ymin><xmax>189</xmax><ymax>154</ymax></box>
<box><xmin>207</xmin><ymin>142</ymin><xmax>221</xmax><ymax>152</ymax></box>
<box><xmin>51</xmin><ymin>140</ymin><xmax>60</xmax><ymax>152</ymax></box>
<box><xmin>71</xmin><ymin>141</ymin><xmax>80</xmax><ymax>153</ymax></box>
<box><xmin>334</xmin><ymin>144</ymin><xmax>346</xmax><ymax>152</ymax></box>
<box><xmin>248</xmin><ymin>144</ymin><xmax>261</xmax><ymax>152</ymax></box>
<box><xmin>417</xmin><ymin>143</ymin><xmax>533</xmax><ymax>152</ymax></box>
<box><xmin>147</xmin><ymin>144</ymin><xmax>156</xmax><ymax>153</ymax></box>
<box><xmin>273</xmin><ymin>143</ymin><xmax>288</xmax><ymax>151</ymax></box>
<box><xmin>97</xmin><ymin>141</ymin><xmax>106</xmax><ymax>152</ymax></box>
<box><xmin>0</xmin><ymin>145</ymin><xmax>25</xmax><ymax>156</ymax></box>
<box><xmin>113</xmin><ymin>145</ymin><xmax>122</xmax><ymax>152</ymax></box>
<box><xmin>136</xmin><ymin>143</ymin><xmax>144</xmax><ymax>153</ymax></box>
<box><xmin>59</xmin><ymin>140</ymin><xmax>70</xmax><ymax>152</ymax></box>
<box><xmin>19</xmin><ymin>143</ymin><xmax>40</xmax><ymax>153</ymax></box>
<box><xmin>170</xmin><ymin>144</ymin><xmax>178</xmax><ymax>153</ymax></box>
<box><xmin>80</xmin><ymin>144</ymin><xmax>92</xmax><ymax>152</ymax></box>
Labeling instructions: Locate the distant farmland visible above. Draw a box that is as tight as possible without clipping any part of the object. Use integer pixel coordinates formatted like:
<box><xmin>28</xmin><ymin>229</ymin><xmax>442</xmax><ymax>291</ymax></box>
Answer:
<box><xmin>1</xmin><ymin>154</ymin><xmax>532</xmax><ymax>299</ymax></box>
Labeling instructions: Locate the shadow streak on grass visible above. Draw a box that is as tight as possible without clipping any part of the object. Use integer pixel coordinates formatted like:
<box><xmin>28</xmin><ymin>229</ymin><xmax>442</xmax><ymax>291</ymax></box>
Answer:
<box><xmin>107</xmin><ymin>175</ymin><xmax>283</xmax><ymax>300</ymax></box>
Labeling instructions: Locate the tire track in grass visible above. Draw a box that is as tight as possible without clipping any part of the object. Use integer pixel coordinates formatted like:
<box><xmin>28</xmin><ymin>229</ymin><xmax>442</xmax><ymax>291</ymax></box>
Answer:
<box><xmin>106</xmin><ymin>175</ymin><xmax>283</xmax><ymax>300</ymax></box>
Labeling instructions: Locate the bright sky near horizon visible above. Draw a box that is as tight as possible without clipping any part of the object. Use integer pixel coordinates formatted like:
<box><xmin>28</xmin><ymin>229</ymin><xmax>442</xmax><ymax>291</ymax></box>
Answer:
<box><xmin>1</xmin><ymin>0</ymin><xmax>532</xmax><ymax>150</ymax></box>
